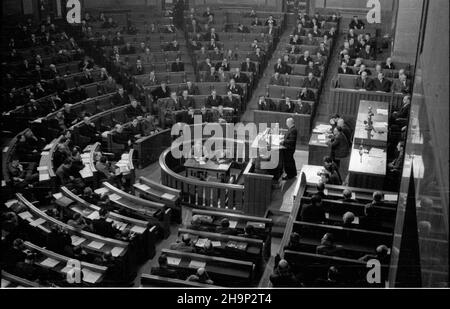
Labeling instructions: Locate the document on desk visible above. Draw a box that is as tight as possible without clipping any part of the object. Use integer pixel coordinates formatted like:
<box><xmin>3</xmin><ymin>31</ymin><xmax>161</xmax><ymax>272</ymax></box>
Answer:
<box><xmin>52</xmin><ymin>193</ymin><xmax>63</xmax><ymax>200</ymax></box>
<box><xmin>228</xmin><ymin>220</ymin><xmax>238</xmax><ymax>228</ymax></box>
<box><xmin>87</xmin><ymin>211</ymin><xmax>100</xmax><ymax>220</ymax></box>
<box><xmin>369</xmin><ymin>148</ymin><xmax>385</xmax><ymax>158</ymax></box>
<box><xmin>37</xmin><ymin>166</ymin><xmax>48</xmax><ymax>171</ymax></box>
<box><xmin>40</xmin><ymin>257</ymin><xmax>60</xmax><ymax>268</ymax></box>
<box><xmin>162</xmin><ymin>193</ymin><xmax>175</xmax><ymax>200</ymax></box>
<box><xmin>195</xmin><ymin>238</ymin><xmax>208</xmax><ymax>248</ymax></box>
<box><xmin>108</xmin><ymin>193</ymin><xmax>121</xmax><ymax>202</ymax></box>
<box><xmin>5</xmin><ymin>200</ymin><xmax>18</xmax><ymax>208</ymax></box>
<box><xmin>18</xmin><ymin>211</ymin><xmax>33</xmax><ymax>220</ymax></box>
<box><xmin>317</xmin><ymin>134</ymin><xmax>326</xmax><ymax>141</ymax></box>
<box><xmin>353</xmin><ymin>216</ymin><xmax>360</xmax><ymax>225</ymax></box>
<box><xmin>30</xmin><ymin>218</ymin><xmax>46</xmax><ymax>227</ymax></box>
<box><xmin>130</xmin><ymin>225</ymin><xmax>146</xmax><ymax>234</ymax></box>
<box><xmin>167</xmin><ymin>257</ymin><xmax>181</xmax><ymax>266</ymax></box>
<box><xmin>71</xmin><ymin>235</ymin><xmax>86</xmax><ymax>246</ymax></box>
<box><xmin>88</xmin><ymin>241</ymin><xmax>105</xmax><ymax>250</ymax></box>
<box><xmin>189</xmin><ymin>260</ymin><xmax>206</xmax><ymax>269</ymax></box>
<box><xmin>313</xmin><ymin>124</ymin><xmax>332</xmax><ymax>134</ymax></box>
<box><xmin>211</xmin><ymin>241</ymin><xmax>221</xmax><ymax>247</ymax></box>
<box><xmin>79</xmin><ymin>167</ymin><xmax>93</xmax><ymax>178</ymax></box>
<box><xmin>82</xmin><ymin>269</ymin><xmax>102</xmax><ymax>284</ymax></box>
<box><xmin>384</xmin><ymin>194</ymin><xmax>398</xmax><ymax>202</ymax></box>
<box><xmin>134</xmin><ymin>183</ymin><xmax>150</xmax><ymax>191</ymax></box>
<box><xmin>39</xmin><ymin>173</ymin><xmax>50</xmax><ymax>181</ymax></box>
<box><xmin>377</xmin><ymin>109</ymin><xmax>389</xmax><ymax>116</ymax></box>
<box><xmin>94</xmin><ymin>187</ymin><xmax>108</xmax><ymax>195</ymax></box>
<box><xmin>247</xmin><ymin>222</ymin><xmax>265</xmax><ymax>229</ymax></box>
<box><xmin>111</xmin><ymin>246</ymin><xmax>124</xmax><ymax>257</ymax></box>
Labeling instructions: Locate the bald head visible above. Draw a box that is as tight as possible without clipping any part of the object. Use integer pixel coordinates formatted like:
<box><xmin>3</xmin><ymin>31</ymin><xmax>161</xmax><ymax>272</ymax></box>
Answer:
<box><xmin>286</xmin><ymin>117</ymin><xmax>294</xmax><ymax>128</ymax></box>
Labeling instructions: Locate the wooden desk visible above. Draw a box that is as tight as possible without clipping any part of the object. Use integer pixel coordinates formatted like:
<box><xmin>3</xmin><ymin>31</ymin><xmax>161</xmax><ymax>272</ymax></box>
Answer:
<box><xmin>308</xmin><ymin>122</ymin><xmax>332</xmax><ymax>165</ymax></box>
<box><xmin>184</xmin><ymin>158</ymin><xmax>233</xmax><ymax>183</ymax></box>
<box><xmin>348</xmin><ymin>146</ymin><xmax>386</xmax><ymax>190</ymax></box>
<box><xmin>353</xmin><ymin>100</ymin><xmax>389</xmax><ymax>148</ymax></box>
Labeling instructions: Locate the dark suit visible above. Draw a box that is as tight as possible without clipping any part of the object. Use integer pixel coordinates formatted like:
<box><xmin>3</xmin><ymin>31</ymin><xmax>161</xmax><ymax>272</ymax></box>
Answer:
<box><xmin>354</xmin><ymin>77</ymin><xmax>374</xmax><ymax>91</ymax></box>
<box><xmin>373</xmin><ymin>78</ymin><xmax>391</xmax><ymax>92</ymax></box>
<box><xmin>330</xmin><ymin>132</ymin><xmax>350</xmax><ymax>160</ymax></box>
<box><xmin>227</xmin><ymin>85</ymin><xmax>243</xmax><ymax>97</ymax></box>
<box><xmin>302</xmin><ymin>77</ymin><xmax>320</xmax><ymax>89</ymax></box>
<box><xmin>241</xmin><ymin>61</ymin><xmax>256</xmax><ymax>74</ymax></box>
<box><xmin>233</xmin><ymin>73</ymin><xmax>249</xmax><ymax>84</ymax></box>
<box><xmin>112</xmin><ymin>92</ymin><xmax>130</xmax><ymax>106</ymax></box>
<box><xmin>171</xmin><ymin>62</ymin><xmax>185</xmax><ymax>72</ymax></box>
<box><xmin>206</xmin><ymin>95</ymin><xmax>223</xmax><ymax>108</ymax></box>
<box><xmin>274</xmin><ymin>63</ymin><xmax>287</xmax><ymax>74</ymax></box>
<box><xmin>300</xmin><ymin>203</ymin><xmax>326</xmax><ymax>223</ymax></box>
<box><xmin>392</xmin><ymin>79</ymin><xmax>411</xmax><ymax>94</ymax></box>
<box><xmin>282</xmin><ymin>126</ymin><xmax>298</xmax><ymax>178</ymax></box>
<box><xmin>93</xmin><ymin>217</ymin><xmax>119</xmax><ymax>238</ymax></box>
<box><xmin>297</xmin><ymin>56</ymin><xmax>312</xmax><ymax>65</ymax></box>
<box><xmin>338</xmin><ymin>67</ymin><xmax>354</xmax><ymax>75</ymax></box>
<box><xmin>258</xmin><ymin>99</ymin><xmax>275</xmax><ymax>111</ymax></box>
<box><xmin>294</xmin><ymin>102</ymin><xmax>311</xmax><ymax>115</ymax></box>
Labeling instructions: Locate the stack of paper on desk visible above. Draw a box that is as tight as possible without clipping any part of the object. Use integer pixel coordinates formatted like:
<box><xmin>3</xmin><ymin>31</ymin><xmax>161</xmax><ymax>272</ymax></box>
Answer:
<box><xmin>94</xmin><ymin>187</ymin><xmax>108</xmax><ymax>195</ymax></box>
<box><xmin>30</xmin><ymin>218</ymin><xmax>45</xmax><ymax>227</ymax></box>
<box><xmin>40</xmin><ymin>257</ymin><xmax>59</xmax><ymax>268</ymax></box>
<box><xmin>167</xmin><ymin>257</ymin><xmax>181</xmax><ymax>266</ymax></box>
<box><xmin>189</xmin><ymin>260</ymin><xmax>206</xmax><ymax>269</ymax></box>
<box><xmin>134</xmin><ymin>183</ymin><xmax>150</xmax><ymax>191</ymax></box>
<box><xmin>111</xmin><ymin>246</ymin><xmax>124</xmax><ymax>257</ymax></box>
<box><xmin>88</xmin><ymin>241</ymin><xmax>105</xmax><ymax>249</ymax></box>
<box><xmin>71</xmin><ymin>235</ymin><xmax>85</xmax><ymax>246</ymax></box>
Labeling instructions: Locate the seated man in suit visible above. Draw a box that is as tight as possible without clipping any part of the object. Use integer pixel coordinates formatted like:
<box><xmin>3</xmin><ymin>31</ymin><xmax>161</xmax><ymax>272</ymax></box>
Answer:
<box><xmin>390</xmin><ymin>95</ymin><xmax>411</xmax><ymax>129</ymax></box>
<box><xmin>223</xmin><ymin>90</ymin><xmax>240</xmax><ymax>119</ymax></box>
<box><xmin>274</xmin><ymin>58</ymin><xmax>287</xmax><ymax>74</ymax></box>
<box><xmin>171</xmin><ymin>57</ymin><xmax>185</xmax><ymax>72</ymax></box>
<box><xmin>300</xmin><ymin>195</ymin><xmax>326</xmax><ymax>223</ymax></box>
<box><xmin>215</xmin><ymin>218</ymin><xmax>237</xmax><ymax>235</ymax></box>
<box><xmin>392</xmin><ymin>73</ymin><xmax>411</xmax><ymax>94</ymax></box>
<box><xmin>170</xmin><ymin>234</ymin><xmax>195</xmax><ymax>252</ymax></box>
<box><xmin>382</xmin><ymin>57</ymin><xmax>396</xmax><ymax>70</ymax></box>
<box><xmin>159</xmin><ymin>92</ymin><xmax>178</xmax><ymax>128</ymax></box>
<box><xmin>151</xmin><ymin>81</ymin><xmax>171</xmax><ymax>101</ymax></box>
<box><xmin>257</xmin><ymin>96</ymin><xmax>275</xmax><ymax>111</ymax></box>
<box><xmin>269</xmin><ymin>259</ymin><xmax>302</xmax><ymax>287</ymax></box>
<box><xmin>297</xmin><ymin>50</ymin><xmax>312</xmax><ymax>65</ymax></box>
<box><xmin>78</xmin><ymin>116</ymin><xmax>101</xmax><ymax>143</ymax></box>
<box><xmin>337</xmin><ymin>118</ymin><xmax>353</xmax><ymax>146</ymax></box>
<box><xmin>233</xmin><ymin>68</ymin><xmax>250</xmax><ymax>84</ymax></box>
<box><xmin>302</xmin><ymin>72</ymin><xmax>320</xmax><ymax>89</ymax></box>
<box><xmin>338</xmin><ymin>61</ymin><xmax>353</xmax><ymax>75</ymax></box>
<box><xmin>359</xmin><ymin>202</ymin><xmax>382</xmax><ymax>231</ymax></box>
<box><xmin>387</xmin><ymin>141</ymin><xmax>405</xmax><ymax>174</ymax></box>
<box><xmin>354</xmin><ymin>71</ymin><xmax>374</xmax><ymax>91</ymax></box>
<box><xmin>251</xmin><ymin>16</ymin><xmax>262</xmax><ymax>26</ymax></box>
<box><xmin>112</xmin><ymin>87</ymin><xmax>130</xmax><ymax>106</ymax></box>
<box><xmin>125</xmin><ymin>99</ymin><xmax>145</xmax><ymax>120</ymax></box>
<box><xmin>373</xmin><ymin>72</ymin><xmax>392</xmax><ymax>92</ymax></box>
<box><xmin>177</xmin><ymin>90</ymin><xmax>195</xmax><ymax>123</ymax></box>
<box><xmin>269</xmin><ymin>72</ymin><xmax>285</xmax><ymax>86</ymax></box>
<box><xmin>183</xmin><ymin>80</ymin><xmax>200</xmax><ymax>95</ymax></box>
<box><xmin>151</xmin><ymin>254</ymin><xmax>180</xmax><ymax>279</ymax></box>
<box><xmin>132</xmin><ymin>59</ymin><xmax>145</xmax><ymax>76</ymax></box>
<box><xmin>112</xmin><ymin>124</ymin><xmax>133</xmax><ymax>148</ymax></box>
<box><xmin>186</xmin><ymin>268</ymin><xmax>214</xmax><ymax>285</ymax></box>
<box><xmin>349</xmin><ymin>16</ymin><xmax>365</xmax><ymax>30</ymax></box>
<box><xmin>341</xmin><ymin>189</ymin><xmax>357</xmax><ymax>203</ymax></box>
<box><xmin>289</xmin><ymin>34</ymin><xmax>302</xmax><ymax>45</ymax></box>
<box><xmin>298</xmin><ymin>87</ymin><xmax>315</xmax><ymax>101</ymax></box>
<box><xmin>205</xmin><ymin>89</ymin><xmax>223</xmax><ymax>108</ymax></box>
<box><xmin>204</xmin><ymin>66</ymin><xmax>219</xmax><ymax>82</ymax></box>
<box><xmin>359</xmin><ymin>44</ymin><xmax>375</xmax><ymax>60</ymax></box>
<box><xmin>293</xmin><ymin>99</ymin><xmax>311</xmax><ymax>115</ymax></box>
<box><xmin>227</xmin><ymin>79</ymin><xmax>243</xmax><ymax>97</ymax></box>
<box><xmin>93</xmin><ymin>208</ymin><xmax>121</xmax><ymax>238</ymax></box>
<box><xmin>236</xmin><ymin>23</ymin><xmax>250</xmax><ymax>33</ymax></box>
<box><xmin>279</xmin><ymin>97</ymin><xmax>294</xmax><ymax>113</ymax></box>
<box><xmin>241</xmin><ymin>57</ymin><xmax>256</xmax><ymax>75</ymax></box>
<box><xmin>316</xmin><ymin>233</ymin><xmax>344</xmax><ymax>256</ymax></box>
<box><xmin>305</xmin><ymin>61</ymin><xmax>321</xmax><ymax>78</ymax></box>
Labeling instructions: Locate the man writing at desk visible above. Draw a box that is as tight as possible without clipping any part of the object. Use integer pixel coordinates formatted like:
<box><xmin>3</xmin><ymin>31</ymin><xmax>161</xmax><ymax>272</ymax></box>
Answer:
<box><xmin>281</xmin><ymin>118</ymin><xmax>298</xmax><ymax>180</ymax></box>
